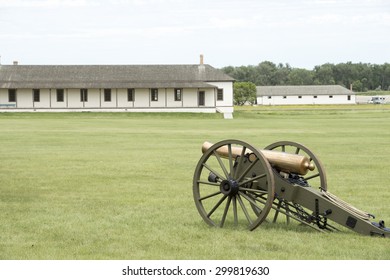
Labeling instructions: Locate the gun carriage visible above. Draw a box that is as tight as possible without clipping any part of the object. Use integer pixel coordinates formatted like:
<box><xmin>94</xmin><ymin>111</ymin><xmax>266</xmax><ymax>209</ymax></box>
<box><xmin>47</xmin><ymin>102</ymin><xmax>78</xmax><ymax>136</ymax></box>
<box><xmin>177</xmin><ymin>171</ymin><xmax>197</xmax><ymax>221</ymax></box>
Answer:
<box><xmin>193</xmin><ymin>140</ymin><xmax>390</xmax><ymax>237</ymax></box>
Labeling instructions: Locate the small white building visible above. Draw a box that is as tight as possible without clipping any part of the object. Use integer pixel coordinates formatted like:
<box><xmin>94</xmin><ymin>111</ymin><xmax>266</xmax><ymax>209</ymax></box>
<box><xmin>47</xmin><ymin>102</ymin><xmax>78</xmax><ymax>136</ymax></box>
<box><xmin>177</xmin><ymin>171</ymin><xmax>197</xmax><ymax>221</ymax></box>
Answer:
<box><xmin>257</xmin><ymin>85</ymin><xmax>356</xmax><ymax>105</ymax></box>
<box><xmin>0</xmin><ymin>62</ymin><xmax>234</xmax><ymax>118</ymax></box>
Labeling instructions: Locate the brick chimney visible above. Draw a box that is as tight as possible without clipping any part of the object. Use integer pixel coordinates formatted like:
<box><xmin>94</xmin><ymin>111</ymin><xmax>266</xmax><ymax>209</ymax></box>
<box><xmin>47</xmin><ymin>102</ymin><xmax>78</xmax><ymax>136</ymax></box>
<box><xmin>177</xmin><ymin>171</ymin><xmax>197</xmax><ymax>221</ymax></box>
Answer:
<box><xmin>13</xmin><ymin>61</ymin><xmax>19</xmax><ymax>65</ymax></box>
<box><xmin>200</xmin><ymin>54</ymin><xmax>204</xmax><ymax>65</ymax></box>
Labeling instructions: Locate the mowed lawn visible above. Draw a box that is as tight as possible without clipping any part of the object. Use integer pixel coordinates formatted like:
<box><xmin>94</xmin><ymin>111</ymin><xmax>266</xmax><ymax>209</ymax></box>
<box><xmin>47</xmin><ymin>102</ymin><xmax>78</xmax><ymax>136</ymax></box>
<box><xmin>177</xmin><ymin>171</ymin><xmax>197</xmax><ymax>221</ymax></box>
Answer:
<box><xmin>1</xmin><ymin>105</ymin><xmax>390</xmax><ymax>260</ymax></box>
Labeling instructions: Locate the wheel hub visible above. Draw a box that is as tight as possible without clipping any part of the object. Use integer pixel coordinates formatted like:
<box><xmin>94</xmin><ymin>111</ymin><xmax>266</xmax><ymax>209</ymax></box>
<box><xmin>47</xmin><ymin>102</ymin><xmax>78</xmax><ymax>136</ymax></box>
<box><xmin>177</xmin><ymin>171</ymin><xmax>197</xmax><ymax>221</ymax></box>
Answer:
<box><xmin>220</xmin><ymin>179</ymin><xmax>239</xmax><ymax>196</ymax></box>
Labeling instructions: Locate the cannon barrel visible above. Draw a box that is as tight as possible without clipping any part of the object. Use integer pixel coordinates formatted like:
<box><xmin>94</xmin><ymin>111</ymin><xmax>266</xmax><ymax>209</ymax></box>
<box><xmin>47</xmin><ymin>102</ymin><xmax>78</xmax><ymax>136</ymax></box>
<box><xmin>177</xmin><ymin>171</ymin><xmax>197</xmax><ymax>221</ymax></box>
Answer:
<box><xmin>202</xmin><ymin>141</ymin><xmax>315</xmax><ymax>175</ymax></box>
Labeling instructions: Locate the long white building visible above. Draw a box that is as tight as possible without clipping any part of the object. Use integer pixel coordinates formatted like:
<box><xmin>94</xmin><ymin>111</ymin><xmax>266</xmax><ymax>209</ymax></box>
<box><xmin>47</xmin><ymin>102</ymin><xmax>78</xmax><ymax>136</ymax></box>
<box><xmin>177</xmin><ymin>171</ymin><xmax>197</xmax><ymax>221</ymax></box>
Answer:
<box><xmin>0</xmin><ymin>62</ymin><xmax>234</xmax><ymax>118</ymax></box>
<box><xmin>257</xmin><ymin>85</ymin><xmax>356</xmax><ymax>105</ymax></box>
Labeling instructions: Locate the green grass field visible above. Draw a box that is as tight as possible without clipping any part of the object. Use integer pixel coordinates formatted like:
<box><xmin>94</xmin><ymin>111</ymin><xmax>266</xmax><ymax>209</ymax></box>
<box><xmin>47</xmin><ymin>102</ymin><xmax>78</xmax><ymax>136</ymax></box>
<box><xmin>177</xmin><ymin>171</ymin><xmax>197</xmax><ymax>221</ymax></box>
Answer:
<box><xmin>1</xmin><ymin>105</ymin><xmax>390</xmax><ymax>260</ymax></box>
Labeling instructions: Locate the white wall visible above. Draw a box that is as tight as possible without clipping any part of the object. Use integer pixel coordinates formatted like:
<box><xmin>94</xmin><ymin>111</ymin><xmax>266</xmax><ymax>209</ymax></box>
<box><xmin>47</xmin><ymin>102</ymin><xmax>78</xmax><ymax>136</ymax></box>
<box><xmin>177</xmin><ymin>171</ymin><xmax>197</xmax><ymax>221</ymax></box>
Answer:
<box><xmin>32</xmin><ymin>89</ymin><xmax>50</xmax><ymax>108</ymax></box>
<box><xmin>0</xmin><ymin>89</ymin><xmax>13</xmax><ymax>105</ymax></box>
<box><xmin>207</xmin><ymin>81</ymin><xmax>234</xmax><ymax>117</ymax></box>
<box><xmin>134</xmin><ymin>89</ymin><xmax>149</xmax><ymax>107</ymax></box>
<box><xmin>85</xmin><ymin>89</ymin><xmax>100</xmax><ymax>108</ymax></box>
<box><xmin>67</xmin><ymin>89</ymin><xmax>80</xmax><ymax>108</ymax></box>
<box><xmin>208</xmin><ymin>81</ymin><xmax>234</xmax><ymax>107</ymax></box>
<box><xmin>16</xmin><ymin>89</ymin><xmax>32</xmax><ymax>107</ymax></box>
<box><xmin>204</xmin><ymin>88</ymin><xmax>215</xmax><ymax>106</ymax></box>
<box><xmin>50</xmin><ymin>89</ymin><xmax>60</xmax><ymax>108</ymax></box>
<box><xmin>117</xmin><ymin>89</ymin><xmax>133</xmax><ymax>108</ymax></box>
<box><xmin>182</xmin><ymin>89</ymin><xmax>198</xmax><ymax>107</ymax></box>
<box><xmin>166</xmin><ymin>88</ymin><xmax>183</xmax><ymax>108</ymax></box>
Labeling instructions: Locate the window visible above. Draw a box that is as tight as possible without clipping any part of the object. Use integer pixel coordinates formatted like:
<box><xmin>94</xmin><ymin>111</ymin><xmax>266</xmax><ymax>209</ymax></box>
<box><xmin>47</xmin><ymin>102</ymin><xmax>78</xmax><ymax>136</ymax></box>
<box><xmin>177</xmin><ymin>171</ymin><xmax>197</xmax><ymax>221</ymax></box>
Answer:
<box><xmin>268</xmin><ymin>96</ymin><xmax>272</xmax><ymax>99</ymax></box>
<box><xmin>57</xmin><ymin>89</ymin><xmax>64</xmax><ymax>102</ymax></box>
<box><xmin>314</xmin><ymin>95</ymin><xmax>318</xmax><ymax>99</ymax></box>
<box><xmin>127</xmin><ymin>88</ymin><xmax>135</xmax><ymax>102</ymax></box>
<box><xmin>80</xmin><ymin>89</ymin><xmax>88</xmax><ymax>102</ymax></box>
<box><xmin>347</xmin><ymin>95</ymin><xmax>351</xmax><ymax>101</ymax></box>
<box><xmin>151</xmin><ymin>88</ymin><xmax>158</xmax><ymax>101</ymax></box>
<box><xmin>217</xmin><ymin>88</ymin><xmax>223</xmax><ymax>101</ymax></box>
<box><xmin>8</xmin><ymin>89</ymin><xmax>16</xmax><ymax>102</ymax></box>
<box><xmin>174</xmin><ymin>88</ymin><xmax>182</xmax><ymax>101</ymax></box>
<box><xmin>329</xmin><ymin>95</ymin><xmax>333</xmax><ymax>98</ymax></box>
<box><xmin>298</xmin><ymin>96</ymin><xmax>302</xmax><ymax>99</ymax></box>
<box><xmin>283</xmin><ymin>96</ymin><xmax>287</xmax><ymax>99</ymax></box>
<box><xmin>33</xmin><ymin>89</ymin><xmax>40</xmax><ymax>102</ymax></box>
<box><xmin>104</xmin><ymin>89</ymin><xmax>111</xmax><ymax>102</ymax></box>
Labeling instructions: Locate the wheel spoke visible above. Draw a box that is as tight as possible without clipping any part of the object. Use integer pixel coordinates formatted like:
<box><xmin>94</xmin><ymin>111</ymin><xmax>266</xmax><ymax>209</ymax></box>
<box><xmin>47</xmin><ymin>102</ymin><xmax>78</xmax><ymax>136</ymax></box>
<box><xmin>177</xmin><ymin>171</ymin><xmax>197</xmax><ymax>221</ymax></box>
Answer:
<box><xmin>220</xmin><ymin>196</ymin><xmax>232</xmax><ymax>227</ymax></box>
<box><xmin>228</xmin><ymin>144</ymin><xmax>234</xmax><ymax>177</ymax></box>
<box><xmin>253</xmin><ymin>193</ymin><xmax>268</xmax><ymax>200</ymax></box>
<box><xmin>199</xmin><ymin>190</ymin><xmax>222</xmax><ymax>201</ymax></box>
<box><xmin>247</xmin><ymin>193</ymin><xmax>270</xmax><ymax>207</ymax></box>
<box><xmin>233</xmin><ymin>146</ymin><xmax>246</xmax><ymax>179</ymax></box>
<box><xmin>207</xmin><ymin>194</ymin><xmax>228</xmax><ymax>218</ymax></box>
<box><xmin>295</xmin><ymin>147</ymin><xmax>300</xmax><ymax>154</ymax></box>
<box><xmin>239</xmin><ymin>187</ymin><xmax>268</xmax><ymax>195</ymax></box>
<box><xmin>236</xmin><ymin>157</ymin><xmax>259</xmax><ymax>183</ymax></box>
<box><xmin>232</xmin><ymin>196</ymin><xmax>238</xmax><ymax>226</ymax></box>
<box><xmin>251</xmin><ymin>194</ymin><xmax>268</xmax><ymax>205</ymax></box>
<box><xmin>202</xmin><ymin>163</ymin><xmax>226</xmax><ymax>181</ymax></box>
<box><xmin>213</xmin><ymin>150</ymin><xmax>229</xmax><ymax>179</ymax></box>
<box><xmin>197</xmin><ymin>180</ymin><xmax>220</xmax><ymax>187</ymax></box>
<box><xmin>305</xmin><ymin>172</ymin><xmax>320</xmax><ymax>181</ymax></box>
<box><xmin>239</xmin><ymin>191</ymin><xmax>263</xmax><ymax>213</ymax></box>
<box><xmin>237</xmin><ymin>194</ymin><xmax>253</xmax><ymax>225</ymax></box>
<box><xmin>238</xmin><ymin>173</ymin><xmax>267</xmax><ymax>187</ymax></box>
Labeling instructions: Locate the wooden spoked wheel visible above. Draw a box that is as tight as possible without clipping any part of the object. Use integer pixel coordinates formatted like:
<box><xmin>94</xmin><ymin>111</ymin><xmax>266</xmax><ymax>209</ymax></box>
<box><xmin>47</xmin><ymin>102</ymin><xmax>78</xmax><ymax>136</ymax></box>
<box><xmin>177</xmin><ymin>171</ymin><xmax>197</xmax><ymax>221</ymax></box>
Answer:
<box><xmin>263</xmin><ymin>141</ymin><xmax>328</xmax><ymax>226</ymax></box>
<box><xmin>264</xmin><ymin>141</ymin><xmax>327</xmax><ymax>191</ymax></box>
<box><xmin>193</xmin><ymin>140</ymin><xmax>275</xmax><ymax>231</ymax></box>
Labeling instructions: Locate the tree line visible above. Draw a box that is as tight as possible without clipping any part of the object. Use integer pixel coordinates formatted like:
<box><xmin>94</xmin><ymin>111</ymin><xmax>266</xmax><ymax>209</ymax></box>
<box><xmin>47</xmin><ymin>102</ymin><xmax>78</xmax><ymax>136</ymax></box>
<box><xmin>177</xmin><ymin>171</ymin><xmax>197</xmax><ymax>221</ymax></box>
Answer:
<box><xmin>222</xmin><ymin>61</ymin><xmax>390</xmax><ymax>92</ymax></box>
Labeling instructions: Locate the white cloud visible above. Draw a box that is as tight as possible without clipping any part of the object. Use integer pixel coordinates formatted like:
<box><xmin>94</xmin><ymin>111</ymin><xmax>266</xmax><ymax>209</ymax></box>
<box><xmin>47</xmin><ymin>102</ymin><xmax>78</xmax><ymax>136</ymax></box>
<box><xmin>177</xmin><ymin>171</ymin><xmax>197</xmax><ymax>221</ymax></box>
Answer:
<box><xmin>208</xmin><ymin>18</ymin><xmax>253</xmax><ymax>29</ymax></box>
<box><xmin>0</xmin><ymin>0</ymin><xmax>97</xmax><ymax>7</ymax></box>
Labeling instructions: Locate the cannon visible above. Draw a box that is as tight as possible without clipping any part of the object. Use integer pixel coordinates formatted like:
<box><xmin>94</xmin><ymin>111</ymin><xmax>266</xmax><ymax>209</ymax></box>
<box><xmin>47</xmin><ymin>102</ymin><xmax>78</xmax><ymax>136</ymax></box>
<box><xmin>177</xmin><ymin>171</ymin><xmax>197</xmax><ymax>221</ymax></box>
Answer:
<box><xmin>192</xmin><ymin>140</ymin><xmax>390</xmax><ymax>237</ymax></box>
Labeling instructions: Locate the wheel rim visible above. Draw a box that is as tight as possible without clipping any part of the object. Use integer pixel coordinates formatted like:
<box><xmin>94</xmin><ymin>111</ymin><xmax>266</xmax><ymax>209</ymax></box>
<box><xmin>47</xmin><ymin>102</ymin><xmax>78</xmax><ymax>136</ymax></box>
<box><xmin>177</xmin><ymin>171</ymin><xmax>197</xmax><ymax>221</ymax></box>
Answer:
<box><xmin>264</xmin><ymin>141</ymin><xmax>327</xmax><ymax>191</ymax></box>
<box><xmin>193</xmin><ymin>139</ymin><xmax>275</xmax><ymax>231</ymax></box>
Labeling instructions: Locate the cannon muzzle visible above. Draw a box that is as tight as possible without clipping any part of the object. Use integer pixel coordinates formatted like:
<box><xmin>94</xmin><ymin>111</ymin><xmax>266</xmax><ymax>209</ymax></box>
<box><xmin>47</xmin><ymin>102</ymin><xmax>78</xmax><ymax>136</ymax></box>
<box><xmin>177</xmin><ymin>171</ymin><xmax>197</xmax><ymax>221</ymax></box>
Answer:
<box><xmin>202</xmin><ymin>141</ymin><xmax>315</xmax><ymax>175</ymax></box>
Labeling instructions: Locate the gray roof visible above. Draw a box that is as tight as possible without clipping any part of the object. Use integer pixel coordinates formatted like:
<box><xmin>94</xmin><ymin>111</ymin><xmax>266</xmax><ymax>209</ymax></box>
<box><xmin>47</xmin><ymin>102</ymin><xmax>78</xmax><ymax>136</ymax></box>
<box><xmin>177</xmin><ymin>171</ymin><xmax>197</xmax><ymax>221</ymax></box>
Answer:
<box><xmin>0</xmin><ymin>64</ymin><xmax>234</xmax><ymax>89</ymax></box>
<box><xmin>257</xmin><ymin>85</ymin><xmax>354</xmax><ymax>97</ymax></box>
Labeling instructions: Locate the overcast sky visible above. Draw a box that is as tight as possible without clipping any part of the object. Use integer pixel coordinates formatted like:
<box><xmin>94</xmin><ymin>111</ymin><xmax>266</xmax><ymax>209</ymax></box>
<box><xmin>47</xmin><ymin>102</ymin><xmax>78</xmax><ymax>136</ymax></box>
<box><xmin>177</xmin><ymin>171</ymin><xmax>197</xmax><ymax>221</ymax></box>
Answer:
<box><xmin>0</xmin><ymin>0</ymin><xmax>389</xmax><ymax>69</ymax></box>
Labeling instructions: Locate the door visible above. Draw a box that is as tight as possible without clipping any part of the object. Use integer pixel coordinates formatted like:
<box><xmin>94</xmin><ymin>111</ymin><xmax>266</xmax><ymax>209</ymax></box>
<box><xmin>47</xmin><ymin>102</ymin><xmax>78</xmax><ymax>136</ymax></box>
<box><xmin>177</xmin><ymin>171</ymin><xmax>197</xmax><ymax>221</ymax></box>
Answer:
<box><xmin>198</xmin><ymin>91</ymin><xmax>205</xmax><ymax>106</ymax></box>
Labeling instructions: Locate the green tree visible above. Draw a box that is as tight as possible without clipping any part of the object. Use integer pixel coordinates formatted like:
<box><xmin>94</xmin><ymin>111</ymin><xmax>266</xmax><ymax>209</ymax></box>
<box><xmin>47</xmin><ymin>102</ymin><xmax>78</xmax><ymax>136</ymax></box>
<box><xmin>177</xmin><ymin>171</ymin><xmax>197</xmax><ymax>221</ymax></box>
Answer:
<box><xmin>274</xmin><ymin>63</ymin><xmax>292</xmax><ymax>85</ymax></box>
<box><xmin>313</xmin><ymin>63</ymin><xmax>335</xmax><ymax>85</ymax></box>
<box><xmin>222</xmin><ymin>61</ymin><xmax>390</xmax><ymax>91</ymax></box>
<box><xmin>234</xmin><ymin>82</ymin><xmax>257</xmax><ymax>105</ymax></box>
<box><xmin>288</xmin><ymin>68</ymin><xmax>314</xmax><ymax>85</ymax></box>
<box><xmin>255</xmin><ymin>61</ymin><xmax>278</xmax><ymax>85</ymax></box>
<box><xmin>352</xmin><ymin>80</ymin><xmax>363</xmax><ymax>92</ymax></box>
